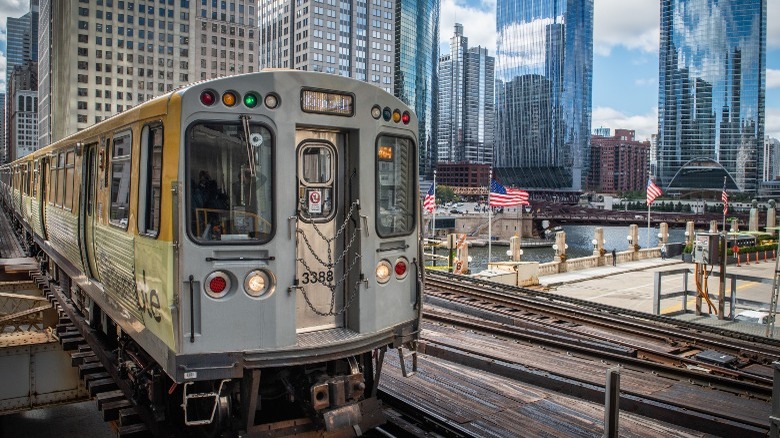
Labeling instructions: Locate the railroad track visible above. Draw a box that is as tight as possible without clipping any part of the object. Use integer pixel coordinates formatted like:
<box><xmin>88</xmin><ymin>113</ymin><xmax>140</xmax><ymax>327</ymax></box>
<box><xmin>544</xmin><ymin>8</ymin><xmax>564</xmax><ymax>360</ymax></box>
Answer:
<box><xmin>28</xmin><ymin>269</ymin><xmax>171</xmax><ymax>437</ymax></box>
<box><xmin>426</xmin><ymin>271</ymin><xmax>780</xmax><ymax>369</ymax></box>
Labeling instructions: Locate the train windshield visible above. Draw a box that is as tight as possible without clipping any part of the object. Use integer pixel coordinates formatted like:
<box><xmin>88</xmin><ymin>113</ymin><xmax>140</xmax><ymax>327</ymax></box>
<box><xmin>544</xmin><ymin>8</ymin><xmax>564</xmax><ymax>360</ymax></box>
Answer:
<box><xmin>187</xmin><ymin>122</ymin><xmax>273</xmax><ymax>243</ymax></box>
<box><xmin>376</xmin><ymin>135</ymin><xmax>416</xmax><ymax>237</ymax></box>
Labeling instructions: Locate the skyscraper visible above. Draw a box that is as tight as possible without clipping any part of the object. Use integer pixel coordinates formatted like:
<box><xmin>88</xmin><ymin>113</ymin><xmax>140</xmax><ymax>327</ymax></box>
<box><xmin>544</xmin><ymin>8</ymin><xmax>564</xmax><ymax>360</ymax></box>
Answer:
<box><xmin>38</xmin><ymin>0</ymin><xmax>259</xmax><ymax>145</ymax></box>
<box><xmin>437</xmin><ymin>24</ymin><xmax>494</xmax><ymax>165</ymax></box>
<box><xmin>494</xmin><ymin>0</ymin><xmax>593</xmax><ymax>190</ymax></box>
<box><xmin>395</xmin><ymin>0</ymin><xmax>439</xmax><ymax>178</ymax></box>
<box><xmin>258</xmin><ymin>0</ymin><xmax>439</xmax><ymax>177</ymax></box>
<box><xmin>657</xmin><ymin>0</ymin><xmax>766</xmax><ymax>193</ymax></box>
<box><xmin>259</xmin><ymin>0</ymin><xmax>395</xmax><ymax>93</ymax></box>
<box><xmin>5</xmin><ymin>1</ymin><xmax>39</xmax><ymax>82</ymax></box>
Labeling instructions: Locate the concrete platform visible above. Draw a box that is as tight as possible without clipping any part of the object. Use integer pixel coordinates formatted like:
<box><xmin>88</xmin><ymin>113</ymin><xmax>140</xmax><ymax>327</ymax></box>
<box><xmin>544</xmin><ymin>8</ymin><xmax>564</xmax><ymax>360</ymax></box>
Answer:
<box><xmin>538</xmin><ymin>253</ymin><xmax>780</xmax><ymax>337</ymax></box>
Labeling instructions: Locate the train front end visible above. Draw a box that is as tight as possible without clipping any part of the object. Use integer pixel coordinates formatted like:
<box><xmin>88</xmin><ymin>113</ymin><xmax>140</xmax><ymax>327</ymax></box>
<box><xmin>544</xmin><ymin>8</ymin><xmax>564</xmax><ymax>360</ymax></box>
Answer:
<box><xmin>165</xmin><ymin>71</ymin><xmax>421</xmax><ymax>434</ymax></box>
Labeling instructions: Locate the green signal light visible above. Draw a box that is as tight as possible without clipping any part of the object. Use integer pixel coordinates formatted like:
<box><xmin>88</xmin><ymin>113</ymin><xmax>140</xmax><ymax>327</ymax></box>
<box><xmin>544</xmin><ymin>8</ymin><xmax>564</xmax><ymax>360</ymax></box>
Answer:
<box><xmin>244</xmin><ymin>93</ymin><xmax>259</xmax><ymax>108</ymax></box>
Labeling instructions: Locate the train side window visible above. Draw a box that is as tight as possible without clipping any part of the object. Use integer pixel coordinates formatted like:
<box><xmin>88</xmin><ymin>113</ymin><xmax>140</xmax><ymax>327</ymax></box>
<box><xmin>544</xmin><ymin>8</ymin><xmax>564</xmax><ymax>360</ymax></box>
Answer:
<box><xmin>375</xmin><ymin>135</ymin><xmax>416</xmax><ymax>237</ymax></box>
<box><xmin>138</xmin><ymin>123</ymin><xmax>163</xmax><ymax>237</ymax></box>
<box><xmin>64</xmin><ymin>151</ymin><xmax>75</xmax><ymax>211</ymax></box>
<box><xmin>56</xmin><ymin>153</ymin><xmax>65</xmax><ymax>207</ymax></box>
<box><xmin>47</xmin><ymin>161</ymin><xmax>55</xmax><ymax>205</ymax></box>
<box><xmin>109</xmin><ymin>130</ymin><xmax>132</xmax><ymax>228</ymax></box>
<box><xmin>32</xmin><ymin>161</ymin><xmax>38</xmax><ymax>198</ymax></box>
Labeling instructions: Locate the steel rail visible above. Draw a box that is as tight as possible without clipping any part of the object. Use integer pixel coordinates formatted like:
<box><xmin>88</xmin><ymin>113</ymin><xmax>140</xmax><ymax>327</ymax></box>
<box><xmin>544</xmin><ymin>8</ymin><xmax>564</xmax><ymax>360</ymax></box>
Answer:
<box><xmin>427</xmin><ymin>271</ymin><xmax>780</xmax><ymax>361</ymax></box>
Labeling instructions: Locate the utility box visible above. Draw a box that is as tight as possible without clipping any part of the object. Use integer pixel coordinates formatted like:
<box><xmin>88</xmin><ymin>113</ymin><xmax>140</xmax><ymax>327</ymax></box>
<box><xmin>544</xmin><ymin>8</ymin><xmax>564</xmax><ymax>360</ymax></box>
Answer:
<box><xmin>693</xmin><ymin>233</ymin><xmax>720</xmax><ymax>265</ymax></box>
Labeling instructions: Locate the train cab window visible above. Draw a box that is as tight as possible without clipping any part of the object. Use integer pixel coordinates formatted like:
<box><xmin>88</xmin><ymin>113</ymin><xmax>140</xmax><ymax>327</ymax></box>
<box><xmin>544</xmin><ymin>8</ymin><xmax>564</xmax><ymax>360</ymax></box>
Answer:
<box><xmin>375</xmin><ymin>135</ymin><xmax>415</xmax><ymax>237</ymax></box>
<box><xmin>110</xmin><ymin>130</ymin><xmax>132</xmax><ymax>228</ymax></box>
<box><xmin>32</xmin><ymin>161</ymin><xmax>38</xmax><ymax>198</ymax></box>
<box><xmin>138</xmin><ymin>124</ymin><xmax>163</xmax><ymax>237</ymax></box>
<box><xmin>186</xmin><ymin>122</ymin><xmax>273</xmax><ymax>243</ymax></box>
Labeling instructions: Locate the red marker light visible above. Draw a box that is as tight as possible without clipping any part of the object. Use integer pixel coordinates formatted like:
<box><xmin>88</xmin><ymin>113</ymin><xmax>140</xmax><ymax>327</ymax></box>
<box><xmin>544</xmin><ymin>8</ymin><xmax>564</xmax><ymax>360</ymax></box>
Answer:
<box><xmin>401</xmin><ymin>111</ymin><xmax>411</xmax><ymax>124</ymax></box>
<box><xmin>209</xmin><ymin>276</ymin><xmax>227</xmax><ymax>294</ymax></box>
<box><xmin>394</xmin><ymin>260</ymin><xmax>407</xmax><ymax>277</ymax></box>
<box><xmin>200</xmin><ymin>90</ymin><xmax>216</xmax><ymax>106</ymax></box>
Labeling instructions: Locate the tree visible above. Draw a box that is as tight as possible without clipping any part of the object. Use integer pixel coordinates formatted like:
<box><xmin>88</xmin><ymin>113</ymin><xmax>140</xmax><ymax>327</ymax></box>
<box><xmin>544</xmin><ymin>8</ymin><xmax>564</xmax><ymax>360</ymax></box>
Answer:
<box><xmin>436</xmin><ymin>185</ymin><xmax>458</xmax><ymax>204</ymax></box>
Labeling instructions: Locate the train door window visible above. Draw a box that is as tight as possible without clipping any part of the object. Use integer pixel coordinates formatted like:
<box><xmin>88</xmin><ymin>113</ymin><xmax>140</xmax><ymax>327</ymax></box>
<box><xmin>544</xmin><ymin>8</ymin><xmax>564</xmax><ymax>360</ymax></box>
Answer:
<box><xmin>298</xmin><ymin>144</ymin><xmax>335</xmax><ymax>220</ymax></box>
<box><xmin>64</xmin><ymin>151</ymin><xmax>75</xmax><ymax>211</ymax></box>
<box><xmin>138</xmin><ymin>123</ymin><xmax>163</xmax><ymax>237</ymax></box>
<box><xmin>47</xmin><ymin>161</ymin><xmax>55</xmax><ymax>204</ymax></box>
<box><xmin>56</xmin><ymin>153</ymin><xmax>65</xmax><ymax>207</ymax></box>
<box><xmin>32</xmin><ymin>161</ymin><xmax>38</xmax><ymax>198</ymax></box>
<box><xmin>375</xmin><ymin>135</ymin><xmax>416</xmax><ymax>237</ymax></box>
<box><xmin>109</xmin><ymin>130</ymin><xmax>132</xmax><ymax>228</ymax></box>
<box><xmin>186</xmin><ymin>121</ymin><xmax>274</xmax><ymax>243</ymax></box>
<box><xmin>21</xmin><ymin>165</ymin><xmax>27</xmax><ymax>195</ymax></box>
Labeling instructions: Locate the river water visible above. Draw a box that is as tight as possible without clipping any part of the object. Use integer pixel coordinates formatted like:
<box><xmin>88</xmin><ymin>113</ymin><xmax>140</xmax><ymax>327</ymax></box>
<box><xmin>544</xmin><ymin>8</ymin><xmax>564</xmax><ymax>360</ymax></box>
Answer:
<box><xmin>428</xmin><ymin>224</ymin><xmax>687</xmax><ymax>272</ymax></box>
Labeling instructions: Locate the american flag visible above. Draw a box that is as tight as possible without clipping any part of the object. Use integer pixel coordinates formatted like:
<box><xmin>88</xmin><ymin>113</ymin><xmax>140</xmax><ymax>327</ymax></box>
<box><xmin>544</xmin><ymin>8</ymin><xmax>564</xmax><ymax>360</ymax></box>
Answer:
<box><xmin>722</xmin><ymin>180</ymin><xmax>728</xmax><ymax>215</ymax></box>
<box><xmin>423</xmin><ymin>184</ymin><xmax>435</xmax><ymax>213</ymax></box>
<box><xmin>490</xmin><ymin>180</ymin><xmax>529</xmax><ymax>207</ymax></box>
<box><xmin>646</xmin><ymin>178</ymin><xmax>662</xmax><ymax>205</ymax></box>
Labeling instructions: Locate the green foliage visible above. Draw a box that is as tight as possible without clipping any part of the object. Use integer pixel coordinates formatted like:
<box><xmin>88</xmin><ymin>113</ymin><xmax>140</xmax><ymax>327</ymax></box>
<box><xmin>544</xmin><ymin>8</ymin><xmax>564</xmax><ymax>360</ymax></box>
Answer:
<box><xmin>436</xmin><ymin>185</ymin><xmax>458</xmax><ymax>204</ymax></box>
<box><xmin>683</xmin><ymin>243</ymin><xmax>693</xmax><ymax>254</ymax></box>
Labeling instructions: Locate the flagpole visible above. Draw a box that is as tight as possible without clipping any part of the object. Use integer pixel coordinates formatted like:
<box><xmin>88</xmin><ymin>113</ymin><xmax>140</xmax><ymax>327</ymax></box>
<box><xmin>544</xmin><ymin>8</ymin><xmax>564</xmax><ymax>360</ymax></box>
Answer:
<box><xmin>488</xmin><ymin>169</ymin><xmax>493</xmax><ymax>268</ymax></box>
<box><xmin>431</xmin><ymin>170</ymin><xmax>436</xmax><ymax>259</ymax></box>
<box><xmin>722</xmin><ymin>176</ymin><xmax>727</xmax><ymax>238</ymax></box>
<box><xmin>647</xmin><ymin>172</ymin><xmax>651</xmax><ymax>248</ymax></box>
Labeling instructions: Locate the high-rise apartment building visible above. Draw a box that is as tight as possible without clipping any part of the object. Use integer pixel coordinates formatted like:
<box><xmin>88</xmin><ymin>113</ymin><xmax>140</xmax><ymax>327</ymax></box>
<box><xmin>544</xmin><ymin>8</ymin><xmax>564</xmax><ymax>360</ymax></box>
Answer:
<box><xmin>657</xmin><ymin>0</ymin><xmax>766</xmax><ymax>193</ymax></box>
<box><xmin>764</xmin><ymin>136</ymin><xmax>780</xmax><ymax>182</ymax></box>
<box><xmin>589</xmin><ymin>129</ymin><xmax>649</xmax><ymax>193</ymax></box>
<box><xmin>8</xmin><ymin>61</ymin><xmax>39</xmax><ymax>161</ymax></box>
<box><xmin>38</xmin><ymin>0</ymin><xmax>259</xmax><ymax>145</ymax></box>
<box><xmin>437</xmin><ymin>24</ymin><xmax>494</xmax><ymax>166</ymax></box>
<box><xmin>258</xmin><ymin>0</ymin><xmax>439</xmax><ymax>178</ymax></box>
<box><xmin>259</xmin><ymin>0</ymin><xmax>395</xmax><ymax>93</ymax></box>
<box><xmin>493</xmin><ymin>0</ymin><xmax>593</xmax><ymax>190</ymax></box>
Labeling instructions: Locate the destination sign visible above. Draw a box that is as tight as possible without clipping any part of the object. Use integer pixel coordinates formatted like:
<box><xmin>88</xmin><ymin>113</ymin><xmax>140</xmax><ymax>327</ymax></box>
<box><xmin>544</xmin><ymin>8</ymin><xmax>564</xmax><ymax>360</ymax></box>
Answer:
<box><xmin>301</xmin><ymin>89</ymin><xmax>354</xmax><ymax>116</ymax></box>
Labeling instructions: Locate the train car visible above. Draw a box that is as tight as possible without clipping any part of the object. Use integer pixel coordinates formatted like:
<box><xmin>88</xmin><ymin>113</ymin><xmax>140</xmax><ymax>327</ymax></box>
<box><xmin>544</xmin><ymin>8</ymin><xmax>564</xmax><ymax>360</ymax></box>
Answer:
<box><xmin>0</xmin><ymin>70</ymin><xmax>422</xmax><ymax>436</ymax></box>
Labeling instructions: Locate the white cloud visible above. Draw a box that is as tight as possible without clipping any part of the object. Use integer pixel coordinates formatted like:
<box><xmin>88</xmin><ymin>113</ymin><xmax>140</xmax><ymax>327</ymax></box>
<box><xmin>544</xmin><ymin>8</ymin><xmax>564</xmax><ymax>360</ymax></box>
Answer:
<box><xmin>593</xmin><ymin>0</ymin><xmax>659</xmax><ymax>56</ymax></box>
<box><xmin>634</xmin><ymin>77</ymin><xmax>656</xmax><ymax>87</ymax></box>
<box><xmin>439</xmin><ymin>0</ymin><xmax>496</xmax><ymax>54</ymax></box>
<box><xmin>768</xmin><ymin>69</ymin><xmax>780</xmax><ymax>89</ymax></box>
<box><xmin>767</xmin><ymin>107</ymin><xmax>780</xmax><ymax>140</ymax></box>
<box><xmin>769</xmin><ymin>0</ymin><xmax>780</xmax><ymax>50</ymax></box>
<box><xmin>0</xmin><ymin>1</ymin><xmax>28</xmax><ymax>37</ymax></box>
<box><xmin>592</xmin><ymin>106</ymin><xmax>658</xmax><ymax>141</ymax></box>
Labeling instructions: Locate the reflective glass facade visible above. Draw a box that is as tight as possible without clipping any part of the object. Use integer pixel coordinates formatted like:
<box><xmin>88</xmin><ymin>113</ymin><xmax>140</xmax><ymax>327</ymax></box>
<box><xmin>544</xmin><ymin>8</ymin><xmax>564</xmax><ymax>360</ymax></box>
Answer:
<box><xmin>494</xmin><ymin>0</ymin><xmax>593</xmax><ymax>190</ymax></box>
<box><xmin>395</xmin><ymin>0</ymin><xmax>439</xmax><ymax>177</ymax></box>
<box><xmin>657</xmin><ymin>0</ymin><xmax>766</xmax><ymax>193</ymax></box>
<box><xmin>437</xmin><ymin>24</ymin><xmax>495</xmax><ymax>165</ymax></box>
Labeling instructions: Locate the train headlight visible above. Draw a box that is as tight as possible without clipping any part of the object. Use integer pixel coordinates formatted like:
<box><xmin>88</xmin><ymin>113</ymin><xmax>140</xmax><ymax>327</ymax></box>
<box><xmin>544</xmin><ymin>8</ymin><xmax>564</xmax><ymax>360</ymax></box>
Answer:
<box><xmin>244</xmin><ymin>269</ymin><xmax>276</xmax><ymax>298</ymax></box>
<box><xmin>376</xmin><ymin>260</ymin><xmax>392</xmax><ymax>284</ymax></box>
<box><xmin>394</xmin><ymin>257</ymin><xmax>409</xmax><ymax>280</ymax></box>
<box><xmin>205</xmin><ymin>271</ymin><xmax>231</xmax><ymax>299</ymax></box>
<box><xmin>371</xmin><ymin>105</ymin><xmax>382</xmax><ymax>119</ymax></box>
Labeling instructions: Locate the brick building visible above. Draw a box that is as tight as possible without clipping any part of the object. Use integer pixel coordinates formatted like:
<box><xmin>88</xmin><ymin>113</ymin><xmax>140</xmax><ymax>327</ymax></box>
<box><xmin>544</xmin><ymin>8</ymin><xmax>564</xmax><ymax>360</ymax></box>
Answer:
<box><xmin>589</xmin><ymin>129</ymin><xmax>650</xmax><ymax>193</ymax></box>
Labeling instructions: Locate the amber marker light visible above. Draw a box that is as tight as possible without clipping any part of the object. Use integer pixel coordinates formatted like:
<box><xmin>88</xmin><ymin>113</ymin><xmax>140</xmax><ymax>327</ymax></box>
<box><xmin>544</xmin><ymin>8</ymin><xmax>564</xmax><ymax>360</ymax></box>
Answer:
<box><xmin>222</xmin><ymin>91</ymin><xmax>238</xmax><ymax>107</ymax></box>
<box><xmin>392</xmin><ymin>110</ymin><xmax>401</xmax><ymax>123</ymax></box>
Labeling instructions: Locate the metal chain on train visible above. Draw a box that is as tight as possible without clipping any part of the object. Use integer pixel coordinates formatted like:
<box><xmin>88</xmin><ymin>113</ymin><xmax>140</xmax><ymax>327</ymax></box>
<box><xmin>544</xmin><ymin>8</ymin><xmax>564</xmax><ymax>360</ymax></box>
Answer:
<box><xmin>296</xmin><ymin>200</ymin><xmax>363</xmax><ymax>316</ymax></box>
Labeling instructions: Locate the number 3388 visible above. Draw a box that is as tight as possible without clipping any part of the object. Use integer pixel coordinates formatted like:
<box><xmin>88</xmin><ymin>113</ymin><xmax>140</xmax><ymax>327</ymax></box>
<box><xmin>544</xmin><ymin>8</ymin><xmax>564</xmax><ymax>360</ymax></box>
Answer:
<box><xmin>300</xmin><ymin>270</ymin><xmax>333</xmax><ymax>284</ymax></box>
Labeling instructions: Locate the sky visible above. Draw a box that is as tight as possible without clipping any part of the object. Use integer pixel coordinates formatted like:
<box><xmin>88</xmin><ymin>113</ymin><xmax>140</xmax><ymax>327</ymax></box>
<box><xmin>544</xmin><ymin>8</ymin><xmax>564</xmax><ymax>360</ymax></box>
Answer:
<box><xmin>0</xmin><ymin>0</ymin><xmax>777</xmax><ymax>141</ymax></box>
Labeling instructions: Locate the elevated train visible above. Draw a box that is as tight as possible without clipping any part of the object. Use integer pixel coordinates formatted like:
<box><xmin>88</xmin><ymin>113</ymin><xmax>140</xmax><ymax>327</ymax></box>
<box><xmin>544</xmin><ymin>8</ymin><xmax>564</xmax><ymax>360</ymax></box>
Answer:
<box><xmin>0</xmin><ymin>71</ymin><xmax>422</xmax><ymax>435</ymax></box>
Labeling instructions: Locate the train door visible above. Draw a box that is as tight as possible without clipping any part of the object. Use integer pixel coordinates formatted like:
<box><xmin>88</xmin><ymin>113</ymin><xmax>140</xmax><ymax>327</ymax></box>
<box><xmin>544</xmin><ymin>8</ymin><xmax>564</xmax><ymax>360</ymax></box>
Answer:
<box><xmin>79</xmin><ymin>143</ymin><xmax>100</xmax><ymax>280</ymax></box>
<box><xmin>294</xmin><ymin>129</ymin><xmax>346</xmax><ymax>333</ymax></box>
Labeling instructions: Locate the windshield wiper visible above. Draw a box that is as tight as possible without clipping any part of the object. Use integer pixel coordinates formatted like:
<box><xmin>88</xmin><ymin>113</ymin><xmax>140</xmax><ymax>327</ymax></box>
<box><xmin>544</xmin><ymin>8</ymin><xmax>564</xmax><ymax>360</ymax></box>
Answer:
<box><xmin>240</xmin><ymin>114</ymin><xmax>257</xmax><ymax>177</ymax></box>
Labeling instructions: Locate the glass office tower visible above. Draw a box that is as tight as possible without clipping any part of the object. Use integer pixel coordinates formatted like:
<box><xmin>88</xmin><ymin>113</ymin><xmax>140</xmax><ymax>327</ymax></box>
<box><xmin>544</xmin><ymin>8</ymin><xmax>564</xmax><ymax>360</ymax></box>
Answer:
<box><xmin>657</xmin><ymin>0</ymin><xmax>766</xmax><ymax>193</ymax></box>
<box><xmin>395</xmin><ymin>0</ymin><xmax>440</xmax><ymax>178</ymax></box>
<box><xmin>494</xmin><ymin>0</ymin><xmax>593</xmax><ymax>190</ymax></box>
